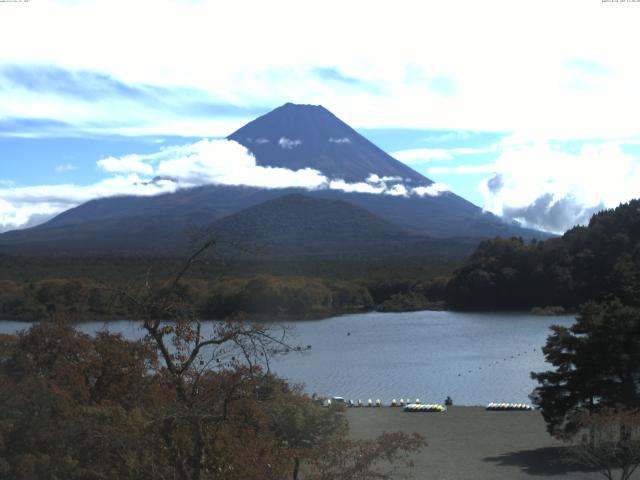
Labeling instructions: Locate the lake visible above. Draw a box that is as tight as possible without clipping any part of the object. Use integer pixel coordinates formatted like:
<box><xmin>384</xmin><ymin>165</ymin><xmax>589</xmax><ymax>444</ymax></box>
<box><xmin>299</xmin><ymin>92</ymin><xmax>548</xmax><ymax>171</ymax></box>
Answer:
<box><xmin>0</xmin><ymin>310</ymin><xmax>575</xmax><ymax>406</ymax></box>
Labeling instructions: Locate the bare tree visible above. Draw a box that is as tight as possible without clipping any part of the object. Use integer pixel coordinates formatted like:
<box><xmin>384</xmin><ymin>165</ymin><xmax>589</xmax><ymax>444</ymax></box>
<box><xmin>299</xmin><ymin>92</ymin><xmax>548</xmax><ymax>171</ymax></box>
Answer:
<box><xmin>114</xmin><ymin>238</ymin><xmax>299</xmax><ymax>480</ymax></box>
<box><xmin>306</xmin><ymin>431</ymin><xmax>427</xmax><ymax>480</ymax></box>
<box><xmin>569</xmin><ymin>408</ymin><xmax>640</xmax><ymax>480</ymax></box>
<box><xmin>108</xmin><ymin>237</ymin><xmax>425</xmax><ymax>480</ymax></box>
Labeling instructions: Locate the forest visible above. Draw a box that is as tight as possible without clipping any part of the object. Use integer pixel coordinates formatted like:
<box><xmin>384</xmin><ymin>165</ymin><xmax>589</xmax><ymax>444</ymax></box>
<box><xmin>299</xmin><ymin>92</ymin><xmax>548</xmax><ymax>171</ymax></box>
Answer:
<box><xmin>446</xmin><ymin>199</ymin><xmax>640</xmax><ymax>311</ymax></box>
<box><xmin>0</xmin><ymin>254</ymin><xmax>451</xmax><ymax>321</ymax></box>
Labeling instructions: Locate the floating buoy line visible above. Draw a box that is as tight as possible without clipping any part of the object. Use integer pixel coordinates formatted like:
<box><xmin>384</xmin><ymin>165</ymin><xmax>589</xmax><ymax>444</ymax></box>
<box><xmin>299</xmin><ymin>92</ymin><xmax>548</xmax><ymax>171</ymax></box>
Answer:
<box><xmin>454</xmin><ymin>346</ymin><xmax>541</xmax><ymax>379</ymax></box>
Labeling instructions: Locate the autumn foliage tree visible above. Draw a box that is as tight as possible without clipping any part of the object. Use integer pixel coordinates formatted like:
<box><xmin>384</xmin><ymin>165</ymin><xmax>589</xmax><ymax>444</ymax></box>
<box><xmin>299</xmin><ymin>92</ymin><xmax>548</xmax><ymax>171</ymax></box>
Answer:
<box><xmin>0</xmin><ymin>321</ymin><xmax>166</xmax><ymax>479</ymax></box>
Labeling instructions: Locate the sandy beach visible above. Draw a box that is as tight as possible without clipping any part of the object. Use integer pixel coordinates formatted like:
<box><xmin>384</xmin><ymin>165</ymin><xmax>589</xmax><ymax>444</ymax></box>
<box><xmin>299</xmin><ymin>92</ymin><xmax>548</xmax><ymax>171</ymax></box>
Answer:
<box><xmin>346</xmin><ymin>406</ymin><xmax>605</xmax><ymax>480</ymax></box>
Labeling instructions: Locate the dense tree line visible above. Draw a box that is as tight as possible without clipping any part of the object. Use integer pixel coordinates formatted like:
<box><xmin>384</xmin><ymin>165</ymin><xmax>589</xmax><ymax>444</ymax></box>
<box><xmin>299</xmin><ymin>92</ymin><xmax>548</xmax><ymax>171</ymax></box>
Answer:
<box><xmin>0</xmin><ymin>273</ymin><xmax>452</xmax><ymax>321</ymax></box>
<box><xmin>446</xmin><ymin>199</ymin><xmax>640</xmax><ymax>310</ymax></box>
<box><xmin>0</xmin><ymin>275</ymin><xmax>376</xmax><ymax>321</ymax></box>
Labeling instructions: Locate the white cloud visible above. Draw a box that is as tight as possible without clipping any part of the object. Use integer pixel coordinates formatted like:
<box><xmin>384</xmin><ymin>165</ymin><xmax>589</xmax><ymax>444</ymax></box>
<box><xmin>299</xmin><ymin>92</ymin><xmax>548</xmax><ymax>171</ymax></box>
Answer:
<box><xmin>413</xmin><ymin>183</ymin><xmax>451</xmax><ymax>197</ymax></box>
<box><xmin>54</xmin><ymin>163</ymin><xmax>76</xmax><ymax>173</ymax></box>
<box><xmin>0</xmin><ymin>0</ymin><xmax>637</xmax><ymax>139</ymax></box>
<box><xmin>450</xmin><ymin>146</ymin><xmax>497</xmax><ymax>155</ymax></box>
<box><xmin>329</xmin><ymin>179</ymin><xmax>385</xmax><ymax>194</ymax></box>
<box><xmin>155</xmin><ymin>139</ymin><xmax>325</xmax><ymax>189</ymax></box>
<box><xmin>429</xmin><ymin>165</ymin><xmax>497</xmax><ymax>175</ymax></box>
<box><xmin>366</xmin><ymin>174</ymin><xmax>403</xmax><ymax>183</ymax></box>
<box><xmin>329</xmin><ymin>137</ymin><xmax>351</xmax><ymax>144</ymax></box>
<box><xmin>386</xmin><ymin>184</ymin><xmax>409</xmax><ymax>197</ymax></box>
<box><xmin>103</xmin><ymin>140</ymin><xmax>455</xmax><ymax>200</ymax></box>
<box><xmin>478</xmin><ymin>140</ymin><xmax>640</xmax><ymax>233</ymax></box>
<box><xmin>0</xmin><ymin>134</ymin><xmax>453</xmax><ymax>232</ymax></box>
<box><xmin>0</xmin><ymin>139</ymin><xmax>329</xmax><ymax>231</ymax></box>
<box><xmin>366</xmin><ymin>174</ymin><xmax>381</xmax><ymax>183</ymax></box>
<box><xmin>331</xmin><ymin>175</ymin><xmax>448</xmax><ymax>198</ymax></box>
<box><xmin>97</xmin><ymin>155</ymin><xmax>154</xmax><ymax>175</ymax></box>
<box><xmin>394</xmin><ymin>145</ymin><xmax>498</xmax><ymax>165</ymax></box>
<box><xmin>278</xmin><ymin>137</ymin><xmax>302</xmax><ymax>149</ymax></box>
<box><xmin>393</xmin><ymin>148</ymin><xmax>453</xmax><ymax>164</ymax></box>
<box><xmin>423</xmin><ymin>131</ymin><xmax>474</xmax><ymax>143</ymax></box>
<box><xmin>0</xmin><ymin>174</ymin><xmax>178</xmax><ymax>233</ymax></box>
<box><xmin>0</xmin><ymin>196</ymin><xmax>66</xmax><ymax>233</ymax></box>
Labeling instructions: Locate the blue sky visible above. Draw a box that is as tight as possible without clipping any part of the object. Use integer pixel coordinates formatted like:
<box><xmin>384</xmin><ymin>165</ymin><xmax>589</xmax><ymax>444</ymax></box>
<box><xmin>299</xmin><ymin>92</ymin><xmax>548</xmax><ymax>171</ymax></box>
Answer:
<box><xmin>1</xmin><ymin>0</ymin><xmax>640</xmax><ymax>233</ymax></box>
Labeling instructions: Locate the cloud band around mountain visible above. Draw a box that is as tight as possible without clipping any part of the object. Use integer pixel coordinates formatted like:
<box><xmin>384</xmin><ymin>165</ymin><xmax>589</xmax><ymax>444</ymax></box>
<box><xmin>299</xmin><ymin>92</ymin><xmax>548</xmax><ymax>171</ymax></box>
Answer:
<box><xmin>0</xmin><ymin>139</ymin><xmax>449</xmax><ymax>232</ymax></box>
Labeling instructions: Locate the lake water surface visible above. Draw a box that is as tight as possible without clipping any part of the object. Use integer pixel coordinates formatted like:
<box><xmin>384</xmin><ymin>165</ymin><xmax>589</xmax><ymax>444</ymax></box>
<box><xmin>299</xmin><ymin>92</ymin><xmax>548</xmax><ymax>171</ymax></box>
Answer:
<box><xmin>1</xmin><ymin>310</ymin><xmax>575</xmax><ymax>406</ymax></box>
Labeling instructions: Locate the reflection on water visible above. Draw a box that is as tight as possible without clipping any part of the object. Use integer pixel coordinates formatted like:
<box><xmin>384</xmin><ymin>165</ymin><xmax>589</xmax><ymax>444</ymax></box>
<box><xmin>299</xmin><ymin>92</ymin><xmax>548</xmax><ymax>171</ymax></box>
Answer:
<box><xmin>0</xmin><ymin>310</ymin><xmax>575</xmax><ymax>406</ymax></box>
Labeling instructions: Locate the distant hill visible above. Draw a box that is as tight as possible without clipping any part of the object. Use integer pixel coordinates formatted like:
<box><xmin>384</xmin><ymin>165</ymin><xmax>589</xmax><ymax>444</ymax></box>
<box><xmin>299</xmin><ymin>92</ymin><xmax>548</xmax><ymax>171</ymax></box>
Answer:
<box><xmin>213</xmin><ymin>193</ymin><xmax>405</xmax><ymax>241</ymax></box>
<box><xmin>446</xmin><ymin>199</ymin><xmax>640</xmax><ymax>310</ymax></box>
<box><xmin>210</xmin><ymin>193</ymin><xmax>466</xmax><ymax>259</ymax></box>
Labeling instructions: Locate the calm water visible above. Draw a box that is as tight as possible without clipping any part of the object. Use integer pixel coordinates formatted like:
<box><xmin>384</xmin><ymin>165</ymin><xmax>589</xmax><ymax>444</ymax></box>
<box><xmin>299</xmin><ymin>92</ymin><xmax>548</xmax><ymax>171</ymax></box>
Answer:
<box><xmin>0</xmin><ymin>311</ymin><xmax>575</xmax><ymax>406</ymax></box>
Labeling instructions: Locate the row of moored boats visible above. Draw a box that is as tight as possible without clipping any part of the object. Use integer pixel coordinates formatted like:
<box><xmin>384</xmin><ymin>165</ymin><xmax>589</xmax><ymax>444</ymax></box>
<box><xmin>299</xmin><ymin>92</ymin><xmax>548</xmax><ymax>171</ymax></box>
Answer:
<box><xmin>326</xmin><ymin>397</ymin><xmax>533</xmax><ymax>412</ymax></box>
<box><xmin>404</xmin><ymin>403</ymin><xmax>446</xmax><ymax>412</ymax></box>
<box><xmin>329</xmin><ymin>398</ymin><xmax>436</xmax><ymax>408</ymax></box>
<box><xmin>486</xmin><ymin>402</ymin><xmax>533</xmax><ymax>411</ymax></box>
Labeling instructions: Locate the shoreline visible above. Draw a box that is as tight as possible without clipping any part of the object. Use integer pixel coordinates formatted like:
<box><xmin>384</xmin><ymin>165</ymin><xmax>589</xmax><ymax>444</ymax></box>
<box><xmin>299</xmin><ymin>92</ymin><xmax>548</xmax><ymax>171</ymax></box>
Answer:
<box><xmin>0</xmin><ymin>305</ymin><xmax>576</xmax><ymax>323</ymax></box>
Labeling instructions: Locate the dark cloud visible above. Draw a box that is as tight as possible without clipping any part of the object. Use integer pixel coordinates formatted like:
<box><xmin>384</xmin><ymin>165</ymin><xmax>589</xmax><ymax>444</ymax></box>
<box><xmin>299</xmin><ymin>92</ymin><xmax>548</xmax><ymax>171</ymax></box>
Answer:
<box><xmin>503</xmin><ymin>193</ymin><xmax>604</xmax><ymax>234</ymax></box>
<box><xmin>486</xmin><ymin>174</ymin><xmax>503</xmax><ymax>193</ymax></box>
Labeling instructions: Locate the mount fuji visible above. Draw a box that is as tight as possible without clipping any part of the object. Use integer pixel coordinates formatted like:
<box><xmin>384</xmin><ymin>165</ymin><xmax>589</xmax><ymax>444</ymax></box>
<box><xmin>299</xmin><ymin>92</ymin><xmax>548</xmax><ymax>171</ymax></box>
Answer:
<box><xmin>0</xmin><ymin>103</ymin><xmax>547</xmax><ymax>257</ymax></box>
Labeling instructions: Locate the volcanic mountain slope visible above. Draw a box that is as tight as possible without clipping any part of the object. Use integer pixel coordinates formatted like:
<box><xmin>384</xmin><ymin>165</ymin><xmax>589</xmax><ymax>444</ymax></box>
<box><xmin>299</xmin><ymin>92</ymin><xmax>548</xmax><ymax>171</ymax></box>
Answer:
<box><xmin>0</xmin><ymin>193</ymin><xmax>478</xmax><ymax>259</ymax></box>
<box><xmin>228</xmin><ymin>102</ymin><xmax>428</xmax><ymax>184</ymax></box>
<box><xmin>24</xmin><ymin>182</ymin><xmax>540</xmax><ymax>240</ymax></box>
